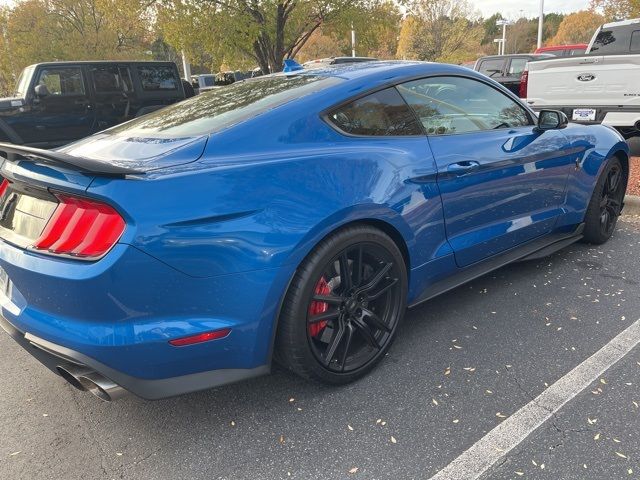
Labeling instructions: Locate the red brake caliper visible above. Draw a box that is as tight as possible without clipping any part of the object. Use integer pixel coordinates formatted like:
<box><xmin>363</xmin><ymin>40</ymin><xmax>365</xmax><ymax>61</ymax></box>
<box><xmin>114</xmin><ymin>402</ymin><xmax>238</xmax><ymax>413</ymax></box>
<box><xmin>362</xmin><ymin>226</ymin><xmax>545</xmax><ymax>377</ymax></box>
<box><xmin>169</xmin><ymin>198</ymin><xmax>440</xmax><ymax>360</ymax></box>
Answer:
<box><xmin>308</xmin><ymin>276</ymin><xmax>331</xmax><ymax>337</ymax></box>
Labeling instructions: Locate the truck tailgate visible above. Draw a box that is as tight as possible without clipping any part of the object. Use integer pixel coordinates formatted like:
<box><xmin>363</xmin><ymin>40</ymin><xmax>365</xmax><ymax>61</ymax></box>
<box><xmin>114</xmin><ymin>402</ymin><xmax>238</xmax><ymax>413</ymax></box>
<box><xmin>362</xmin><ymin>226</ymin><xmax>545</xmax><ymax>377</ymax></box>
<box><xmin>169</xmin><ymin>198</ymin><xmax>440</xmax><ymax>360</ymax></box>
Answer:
<box><xmin>526</xmin><ymin>55</ymin><xmax>640</xmax><ymax>107</ymax></box>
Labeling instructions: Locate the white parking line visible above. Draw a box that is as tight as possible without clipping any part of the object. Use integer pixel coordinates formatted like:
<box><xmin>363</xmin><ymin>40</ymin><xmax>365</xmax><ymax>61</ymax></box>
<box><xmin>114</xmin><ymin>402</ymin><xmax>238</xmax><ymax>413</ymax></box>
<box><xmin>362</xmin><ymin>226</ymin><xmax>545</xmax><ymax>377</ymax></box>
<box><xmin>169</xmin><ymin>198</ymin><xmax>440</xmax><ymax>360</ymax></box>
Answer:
<box><xmin>429</xmin><ymin>318</ymin><xmax>640</xmax><ymax>480</ymax></box>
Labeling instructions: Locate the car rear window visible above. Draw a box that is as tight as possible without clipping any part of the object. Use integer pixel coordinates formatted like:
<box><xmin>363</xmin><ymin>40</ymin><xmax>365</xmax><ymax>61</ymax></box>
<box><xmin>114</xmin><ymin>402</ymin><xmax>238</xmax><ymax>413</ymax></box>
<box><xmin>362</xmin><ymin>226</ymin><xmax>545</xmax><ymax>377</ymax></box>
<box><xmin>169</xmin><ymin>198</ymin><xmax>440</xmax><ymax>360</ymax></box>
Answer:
<box><xmin>478</xmin><ymin>59</ymin><xmax>504</xmax><ymax>77</ymax></box>
<box><xmin>107</xmin><ymin>74</ymin><xmax>341</xmax><ymax>136</ymax></box>
<box><xmin>590</xmin><ymin>26</ymin><xmax>640</xmax><ymax>54</ymax></box>
<box><xmin>137</xmin><ymin>65</ymin><xmax>179</xmax><ymax>91</ymax></box>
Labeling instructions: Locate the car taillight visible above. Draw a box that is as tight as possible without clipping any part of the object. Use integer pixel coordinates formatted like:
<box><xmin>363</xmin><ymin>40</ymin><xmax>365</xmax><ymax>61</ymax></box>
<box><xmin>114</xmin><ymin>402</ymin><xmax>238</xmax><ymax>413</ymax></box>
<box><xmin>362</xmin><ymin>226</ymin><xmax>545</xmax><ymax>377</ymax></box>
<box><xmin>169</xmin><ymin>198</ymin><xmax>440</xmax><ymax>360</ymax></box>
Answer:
<box><xmin>33</xmin><ymin>193</ymin><xmax>125</xmax><ymax>260</ymax></box>
<box><xmin>0</xmin><ymin>178</ymin><xmax>9</xmax><ymax>198</ymax></box>
<box><xmin>519</xmin><ymin>69</ymin><xmax>528</xmax><ymax>99</ymax></box>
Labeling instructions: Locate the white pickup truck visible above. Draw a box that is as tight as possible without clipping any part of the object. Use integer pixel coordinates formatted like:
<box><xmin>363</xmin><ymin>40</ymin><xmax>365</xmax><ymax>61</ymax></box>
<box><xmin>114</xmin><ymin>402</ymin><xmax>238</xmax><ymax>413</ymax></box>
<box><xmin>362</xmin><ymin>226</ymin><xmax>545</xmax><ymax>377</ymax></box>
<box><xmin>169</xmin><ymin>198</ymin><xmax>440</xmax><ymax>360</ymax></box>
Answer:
<box><xmin>524</xmin><ymin>18</ymin><xmax>640</xmax><ymax>138</ymax></box>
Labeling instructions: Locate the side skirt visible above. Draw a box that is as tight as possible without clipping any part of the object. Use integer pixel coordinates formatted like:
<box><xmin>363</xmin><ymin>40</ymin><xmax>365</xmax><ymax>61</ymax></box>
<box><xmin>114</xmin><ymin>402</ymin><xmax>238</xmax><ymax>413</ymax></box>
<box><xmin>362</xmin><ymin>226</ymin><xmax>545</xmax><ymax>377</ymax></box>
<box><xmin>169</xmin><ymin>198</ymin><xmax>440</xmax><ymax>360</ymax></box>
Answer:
<box><xmin>408</xmin><ymin>224</ymin><xmax>584</xmax><ymax>309</ymax></box>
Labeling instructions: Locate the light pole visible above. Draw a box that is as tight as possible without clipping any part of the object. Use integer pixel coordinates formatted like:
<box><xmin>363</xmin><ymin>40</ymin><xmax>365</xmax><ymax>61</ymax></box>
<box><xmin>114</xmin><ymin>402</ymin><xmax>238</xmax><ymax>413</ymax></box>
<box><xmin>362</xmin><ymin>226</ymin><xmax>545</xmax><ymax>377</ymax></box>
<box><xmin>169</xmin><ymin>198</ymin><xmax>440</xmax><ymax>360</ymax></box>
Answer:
<box><xmin>493</xmin><ymin>38</ymin><xmax>504</xmax><ymax>55</ymax></box>
<box><xmin>351</xmin><ymin>23</ymin><xmax>356</xmax><ymax>58</ymax></box>
<box><xmin>496</xmin><ymin>20</ymin><xmax>510</xmax><ymax>55</ymax></box>
<box><xmin>537</xmin><ymin>0</ymin><xmax>545</xmax><ymax>49</ymax></box>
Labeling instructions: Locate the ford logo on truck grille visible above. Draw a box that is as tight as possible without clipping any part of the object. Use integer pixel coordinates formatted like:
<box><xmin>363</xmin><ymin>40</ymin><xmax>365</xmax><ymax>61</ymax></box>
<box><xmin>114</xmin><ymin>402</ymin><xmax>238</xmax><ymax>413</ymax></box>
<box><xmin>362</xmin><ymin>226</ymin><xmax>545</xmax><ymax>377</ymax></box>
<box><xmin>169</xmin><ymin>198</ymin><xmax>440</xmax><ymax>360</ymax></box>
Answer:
<box><xmin>577</xmin><ymin>73</ymin><xmax>596</xmax><ymax>82</ymax></box>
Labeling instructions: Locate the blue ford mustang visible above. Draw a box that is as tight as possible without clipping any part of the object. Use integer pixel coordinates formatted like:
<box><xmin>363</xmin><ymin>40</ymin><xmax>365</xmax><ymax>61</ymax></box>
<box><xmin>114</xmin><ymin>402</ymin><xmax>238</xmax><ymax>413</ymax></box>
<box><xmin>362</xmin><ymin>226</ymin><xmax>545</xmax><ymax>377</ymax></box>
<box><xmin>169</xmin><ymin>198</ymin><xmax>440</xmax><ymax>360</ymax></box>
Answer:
<box><xmin>0</xmin><ymin>61</ymin><xmax>629</xmax><ymax>401</ymax></box>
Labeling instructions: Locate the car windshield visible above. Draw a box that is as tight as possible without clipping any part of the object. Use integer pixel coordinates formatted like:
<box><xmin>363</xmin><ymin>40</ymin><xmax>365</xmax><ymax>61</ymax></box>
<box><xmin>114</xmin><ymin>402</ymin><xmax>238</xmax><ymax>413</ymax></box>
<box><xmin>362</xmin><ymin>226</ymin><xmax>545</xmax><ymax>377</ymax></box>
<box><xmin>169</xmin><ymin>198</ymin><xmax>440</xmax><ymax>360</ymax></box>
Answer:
<box><xmin>108</xmin><ymin>74</ymin><xmax>341</xmax><ymax>137</ymax></box>
<box><xmin>14</xmin><ymin>65</ymin><xmax>34</xmax><ymax>97</ymax></box>
<box><xmin>201</xmin><ymin>76</ymin><xmax>215</xmax><ymax>87</ymax></box>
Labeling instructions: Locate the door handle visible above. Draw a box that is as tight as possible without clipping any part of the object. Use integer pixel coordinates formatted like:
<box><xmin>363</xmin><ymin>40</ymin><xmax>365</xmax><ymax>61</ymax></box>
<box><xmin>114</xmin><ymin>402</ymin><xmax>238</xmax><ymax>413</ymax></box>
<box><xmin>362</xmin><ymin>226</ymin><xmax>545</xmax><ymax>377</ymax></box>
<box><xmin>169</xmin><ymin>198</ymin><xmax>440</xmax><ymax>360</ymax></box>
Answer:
<box><xmin>447</xmin><ymin>161</ymin><xmax>480</xmax><ymax>174</ymax></box>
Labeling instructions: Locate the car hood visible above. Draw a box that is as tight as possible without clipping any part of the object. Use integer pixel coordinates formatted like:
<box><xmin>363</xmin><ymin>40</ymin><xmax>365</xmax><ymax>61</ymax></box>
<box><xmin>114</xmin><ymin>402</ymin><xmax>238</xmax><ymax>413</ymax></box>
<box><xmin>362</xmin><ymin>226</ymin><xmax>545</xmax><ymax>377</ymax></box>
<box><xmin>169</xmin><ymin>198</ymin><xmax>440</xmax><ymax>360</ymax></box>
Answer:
<box><xmin>0</xmin><ymin>96</ymin><xmax>25</xmax><ymax>110</ymax></box>
<box><xmin>57</xmin><ymin>133</ymin><xmax>209</xmax><ymax>172</ymax></box>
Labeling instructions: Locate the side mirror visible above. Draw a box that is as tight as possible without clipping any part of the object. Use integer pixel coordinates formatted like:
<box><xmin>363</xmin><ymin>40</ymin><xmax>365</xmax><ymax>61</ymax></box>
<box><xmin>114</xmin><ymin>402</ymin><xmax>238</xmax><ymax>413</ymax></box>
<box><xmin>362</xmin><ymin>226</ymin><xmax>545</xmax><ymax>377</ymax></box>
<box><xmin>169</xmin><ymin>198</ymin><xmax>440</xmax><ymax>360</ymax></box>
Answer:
<box><xmin>536</xmin><ymin>109</ymin><xmax>568</xmax><ymax>131</ymax></box>
<box><xmin>34</xmin><ymin>84</ymin><xmax>49</xmax><ymax>98</ymax></box>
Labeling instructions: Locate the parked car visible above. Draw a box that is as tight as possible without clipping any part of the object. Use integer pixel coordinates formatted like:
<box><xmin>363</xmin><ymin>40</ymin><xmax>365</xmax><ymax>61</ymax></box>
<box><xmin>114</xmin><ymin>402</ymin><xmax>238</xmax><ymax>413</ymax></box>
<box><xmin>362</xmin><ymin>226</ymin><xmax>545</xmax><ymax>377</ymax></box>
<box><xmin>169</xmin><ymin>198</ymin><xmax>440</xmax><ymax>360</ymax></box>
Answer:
<box><xmin>524</xmin><ymin>18</ymin><xmax>640</xmax><ymax>138</ymax></box>
<box><xmin>191</xmin><ymin>74</ymin><xmax>217</xmax><ymax>93</ymax></box>
<box><xmin>473</xmin><ymin>54</ymin><xmax>553</xmax><ymax>96</ymax></box>
<box><xmin>534</xmin><ymin>44</ymin><xmax>588</xmax><ymax>57</ymax></box>
<box><xmin>0</xmin><ymin>61</ymin><xmax>628</xmax><ymax>401</ymax></box>
<box><xmin>0</xmin><ymin>61</ymin><xmax>186</xmax><ymax>149</ymax></box>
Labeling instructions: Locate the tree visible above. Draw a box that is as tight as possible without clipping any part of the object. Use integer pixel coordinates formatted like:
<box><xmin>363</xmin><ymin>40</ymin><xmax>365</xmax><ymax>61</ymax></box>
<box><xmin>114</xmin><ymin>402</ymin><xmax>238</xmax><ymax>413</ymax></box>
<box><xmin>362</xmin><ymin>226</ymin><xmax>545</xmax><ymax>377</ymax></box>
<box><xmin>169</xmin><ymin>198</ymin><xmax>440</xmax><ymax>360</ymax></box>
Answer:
<box><xmin>397</xmin><ymin>0</ymin><xmax>483</xmax><ymax>63</ymax></box>
<box><xmin>591</xmin><ymin>0</ymin><xmax>640</xmax><ymax>20</ymax></box>
<box><xmin>0</xmin><ymin>0</ymin><xmax>153</xmax><ymax>95</ymax></box>
<box><xmin>549</xmin><ymin>10</ymin><xmax>605</xmax><ymax>45</ymax></box>
<box><xmin>158</xmin><ymin>0</ymin><xmax>371</xmax><ymax>74</ymax></box>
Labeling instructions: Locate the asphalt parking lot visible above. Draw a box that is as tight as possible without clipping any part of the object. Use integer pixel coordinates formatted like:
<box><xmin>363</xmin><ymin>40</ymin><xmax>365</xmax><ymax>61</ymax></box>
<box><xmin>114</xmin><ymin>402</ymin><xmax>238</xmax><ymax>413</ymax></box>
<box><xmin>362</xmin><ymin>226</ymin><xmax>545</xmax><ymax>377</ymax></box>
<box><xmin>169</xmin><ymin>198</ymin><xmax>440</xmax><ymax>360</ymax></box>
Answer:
<box><xmin>1</xmin><ymin>215</ymin><xmax>640</xmax><ymax>480</ymax></box>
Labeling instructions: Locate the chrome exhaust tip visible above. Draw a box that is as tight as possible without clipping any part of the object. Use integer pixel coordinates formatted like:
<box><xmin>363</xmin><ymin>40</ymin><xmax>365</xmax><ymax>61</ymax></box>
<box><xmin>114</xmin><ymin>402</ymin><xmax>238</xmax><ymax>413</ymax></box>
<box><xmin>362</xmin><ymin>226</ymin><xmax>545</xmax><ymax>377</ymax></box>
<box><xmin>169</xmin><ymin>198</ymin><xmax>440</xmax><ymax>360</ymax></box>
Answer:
<box><xmin>56</xmin><ymin>364</ymin><xmax>126</xmax><ymax>401</ymax></box>
<box><xmin>76</xmin><ymin>371</ymin><xmax>126</xmax><ymax>402</ymax></box>
<box><xmin>56</xmin><ymin>364</ymin><xmax>91</xmax><ymax>391</ymax></box>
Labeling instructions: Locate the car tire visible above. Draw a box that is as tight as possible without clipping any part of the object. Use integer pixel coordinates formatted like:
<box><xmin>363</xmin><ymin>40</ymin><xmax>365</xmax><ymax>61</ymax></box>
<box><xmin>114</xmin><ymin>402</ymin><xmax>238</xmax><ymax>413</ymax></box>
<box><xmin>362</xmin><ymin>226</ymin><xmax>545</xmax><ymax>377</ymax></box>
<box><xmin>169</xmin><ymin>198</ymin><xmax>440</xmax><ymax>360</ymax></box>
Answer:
<box><xmin>275</xmin><ymin>225</ymin><xmax>407</xmax><ymax>385</ymax></box>
<box><xmin>582</xmin><ymin>156</ymin><xmax>627</xmax><ymax>245</ymax></box>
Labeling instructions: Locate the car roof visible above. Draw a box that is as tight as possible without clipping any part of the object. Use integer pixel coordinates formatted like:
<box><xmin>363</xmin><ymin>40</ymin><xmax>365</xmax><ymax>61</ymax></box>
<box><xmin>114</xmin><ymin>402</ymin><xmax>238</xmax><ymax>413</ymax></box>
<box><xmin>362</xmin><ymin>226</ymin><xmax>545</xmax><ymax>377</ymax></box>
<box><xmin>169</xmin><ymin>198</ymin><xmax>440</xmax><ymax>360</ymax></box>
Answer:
<box><xmin>602</xmin><ymin>18</ymin><xmax>640</xmax><ymax>29</ymax></box>
<box><xmin>477</xmin><ymin>54</ymin><xmax>553</xmax><ymax>60</ymax></box>
<box><xmin>537</xmin><ymin>44</ymin><xmax>587</xmax><ymax>50</ymax></box>
<box><xmin>27</xmin><ymin>61</ymin><xmax>177</xmax><ymax>68</ymax></box>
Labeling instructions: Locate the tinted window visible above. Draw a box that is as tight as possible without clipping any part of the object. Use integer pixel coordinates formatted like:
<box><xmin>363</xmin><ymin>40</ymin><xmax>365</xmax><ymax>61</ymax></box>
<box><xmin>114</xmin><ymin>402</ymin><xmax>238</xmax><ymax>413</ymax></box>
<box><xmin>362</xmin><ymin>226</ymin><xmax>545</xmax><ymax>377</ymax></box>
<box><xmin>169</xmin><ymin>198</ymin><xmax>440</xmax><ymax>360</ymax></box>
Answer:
<box><xmin>36</xmin><ymin>67</ymin><xmax>84</xmax><ymax>96</ymax></box>
<box><xmin>478</xmin><ymin>59</ymin><xmax>504</xmax><ymax>77</ymax></box>
<box><xmin>119</xmin><ymin>67</ymin><xmax>133</xmax><ymax>92</ymax></box>
<box><xmin>397</xmin><ymin>76</ymin><xmax>531</xmax><ymax>136</ymax></box>
<box><xmin>328</xmin><ymin>88</ymin><xmax>422</xmax><ymax>136</ymax></box>
<box><xmin>508</xmin><ymin>58</ymin><xmax>528</xmax><ymax>76</ymax></box>
<box><xmin>590</xmin><ymin>26</ymin><xmax>636</xmax><ymax>54</ymax></box>
<box><xmin>107</xmin><ymin>75</ymin><xmax>341</xmax><ymax>136</ymax></box>
<box><xmin>569</xmin><ymin>48</ymin><xmax>587</xmax><ymax>56</ymax></box>
<box><xmin>137</xmin><ymin>65</ymin><xmax>178</xmax><ymax>91</ymax></box>
<box><xmin>91</xmin><ymin>66</ymin><xmax>123</xmax><ymax>93</ymax></box>
<box><xmin>631</xmin><ymin>30</ymin><xmax>640</xmax><ymax>52</ymax></box>
<box><xmin>201</xmin><ymin>76</ymin><xmax>215</xmax><ymax>87</ymax></box>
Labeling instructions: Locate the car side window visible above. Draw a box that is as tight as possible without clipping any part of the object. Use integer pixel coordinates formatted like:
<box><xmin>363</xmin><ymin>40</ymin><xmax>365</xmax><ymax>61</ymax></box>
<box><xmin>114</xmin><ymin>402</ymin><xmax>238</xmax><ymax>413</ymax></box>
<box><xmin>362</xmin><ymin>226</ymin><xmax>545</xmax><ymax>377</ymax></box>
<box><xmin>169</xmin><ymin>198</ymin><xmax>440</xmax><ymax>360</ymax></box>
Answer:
<box><xmin>327</xmin><ymin>87</ymin><xmax>423</xmax><ymax>136</ymax></box>
<box><xmin>396</xmin><ymin>76</ymin><xmax>532</xmax><ymax>136</ymax></box>
<box><xmin>91</xmin><ymin>66</ymin><xmax>123</xmax><ymax>93</ymax></box>
<box><xmin>508</xmin><ymin>58</ymin><xmax>528</xmax><ymax>77</ymax></box>
<box><xmin>36</xmin><ymin>67</ymin><xmax>85</xmax><ymax>96</ymax></box>
<box><xmin>119</xmin><ymin>67</ymin><xmax>134</xmax><ymax>92</ymax></box>
<box><xmin>478</xmin><ymin>59</ymin><xmax>504</xmax><ymax>77</ymax></box>
<box><xmin>631</xmin><ymin>30</ymin><xmax>640</xmax><ymax>52</ymax></box>
<box><xmin>137</xmin><ymin>66</ymin><xmax>178</xmax><ymax>91</ymax></box>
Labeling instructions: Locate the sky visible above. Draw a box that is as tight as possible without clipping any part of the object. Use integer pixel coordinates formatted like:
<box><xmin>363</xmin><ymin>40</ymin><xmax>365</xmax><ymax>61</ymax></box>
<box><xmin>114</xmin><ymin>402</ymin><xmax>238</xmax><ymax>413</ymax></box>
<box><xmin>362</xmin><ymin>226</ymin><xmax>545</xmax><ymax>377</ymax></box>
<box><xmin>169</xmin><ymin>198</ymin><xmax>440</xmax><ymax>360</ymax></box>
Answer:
<box><xmin>473</xmin><ymin>0</ymin><xmax>591</xmax><ymax>19</ymax></box>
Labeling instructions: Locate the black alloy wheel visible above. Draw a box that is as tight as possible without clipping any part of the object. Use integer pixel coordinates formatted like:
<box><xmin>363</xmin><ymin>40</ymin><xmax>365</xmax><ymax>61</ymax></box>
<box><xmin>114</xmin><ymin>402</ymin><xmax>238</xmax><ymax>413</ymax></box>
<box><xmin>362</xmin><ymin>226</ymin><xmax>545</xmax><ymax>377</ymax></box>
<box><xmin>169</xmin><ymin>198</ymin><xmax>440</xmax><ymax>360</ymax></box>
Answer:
<box><xmin>598</xmin><ymin>162</ymin><xmax>624</xmax><ymax>237</ymax></box>
<box><xmin>583</xmin><ymin>156</ymin><xmax>627</xmax><ymax>244</ymax></box>
<box><xmin>275</xmin><ymin>226</ymin><xmax>407</xmax><ymax>384</ymax></box>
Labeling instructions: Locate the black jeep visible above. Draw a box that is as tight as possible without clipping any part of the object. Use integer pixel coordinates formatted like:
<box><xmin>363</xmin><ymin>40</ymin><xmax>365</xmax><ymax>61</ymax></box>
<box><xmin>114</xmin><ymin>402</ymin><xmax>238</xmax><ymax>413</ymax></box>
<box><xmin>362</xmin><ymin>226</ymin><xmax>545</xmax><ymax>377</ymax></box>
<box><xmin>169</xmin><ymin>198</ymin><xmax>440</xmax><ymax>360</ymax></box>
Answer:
<box><xmin>0</xmin><ymin>61</ymin><xmax>186</xmax><ymax>148</ymax></box>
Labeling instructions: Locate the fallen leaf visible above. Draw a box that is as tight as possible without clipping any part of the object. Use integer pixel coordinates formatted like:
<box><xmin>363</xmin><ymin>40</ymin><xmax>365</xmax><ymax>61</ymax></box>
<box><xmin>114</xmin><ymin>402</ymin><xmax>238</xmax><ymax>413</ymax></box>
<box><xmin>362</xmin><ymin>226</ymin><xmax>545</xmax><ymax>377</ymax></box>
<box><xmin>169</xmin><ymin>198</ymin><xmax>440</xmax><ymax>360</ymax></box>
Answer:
<box><xmin>9</xmin><ymin>452</ymin><xmax>21</xmax><ymax>456</ymax></box>
<box><xmin>432</xmin><ymin>399</ymin><xmax>439</xmax><ymax>406</ymax></box>
<box><xmin>486</xmin><ymin>390</ymin><xmax>493</xmax><ymax>395</ymax></box>
<box><xmin>279</xmin><ymin>435</ymin><xmax>285</xmax><ymax>444</ymax></box>
<box><xmin>515</xmin><ymin>472</ymin><xmax>524</xmax><ymax>476</ymax></box>
<box><xmin>452</xmin><ymin>419</ymin><xmax>459</xmax><ymax>424</ymax></box>
<box><xmin>391</xmin><ymin>436</ymin><xmax>397</xmax><ymax>444</ymax></box>
<box><xmin>289</xmin><ymin>398</ymin><xmax>295</xmax><ymax>402</ymax></box>
<box><xmin>231</xmin><ymin>421</ymin><xmax>236</xmax><ymax>426</ymax></box>
<box><xmin>613</xmin><ymin>438</ymin><xmax>621</xmax><ymax>443</ymax></box>
<box><xmin>594</xmin><ymin>433</ymin><xmax>601</xmax><ymax>440</ymax></box>
<box><xmin>496</xmin><ymin>412</ymin><xmax>507</xmax><ymax>418</ymax></box>
<box><xmin>444</xmin><ymin>367</ymin><xmax>451</xmax><ymax>376</ymax></box>
<box><xmin>116</xmin><ymin>453</ymin><xmax>123</xmax><ymax>457</ymax></box>
<box><xmin>615</xmin><ymin>452</ymin><xmax>628</xmax><ymax>459</ymax></box>
<box><xmin>348</xmin><ymin>425</ymin><xmax>354</xmax><ymax>431</ymax></box>
<box><xmin>348</xmin><ymin>467</ymin><xmax>358</xmax><ymax>474</ymax></box>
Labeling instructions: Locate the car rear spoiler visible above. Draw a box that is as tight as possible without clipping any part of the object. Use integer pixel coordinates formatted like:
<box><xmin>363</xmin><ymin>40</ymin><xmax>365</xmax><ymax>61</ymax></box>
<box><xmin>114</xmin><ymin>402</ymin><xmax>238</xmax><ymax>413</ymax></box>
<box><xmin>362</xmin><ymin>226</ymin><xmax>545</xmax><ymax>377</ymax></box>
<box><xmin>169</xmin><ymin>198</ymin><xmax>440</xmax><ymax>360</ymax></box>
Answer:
<box><xmin>0</xmin><ymin>142</ymin><xmax>144</xmax><ymax>177</ymax></box>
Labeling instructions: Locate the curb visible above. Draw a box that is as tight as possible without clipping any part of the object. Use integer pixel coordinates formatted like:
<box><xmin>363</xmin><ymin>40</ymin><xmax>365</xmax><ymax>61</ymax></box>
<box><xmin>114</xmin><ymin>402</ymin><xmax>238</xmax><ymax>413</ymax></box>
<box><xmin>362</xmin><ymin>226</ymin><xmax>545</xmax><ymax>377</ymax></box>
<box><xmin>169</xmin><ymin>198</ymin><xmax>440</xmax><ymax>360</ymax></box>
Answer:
<box><xmin>624</xmin><ymin>195</ymin><xmax>640</xmax><ymax>216</ymax></box>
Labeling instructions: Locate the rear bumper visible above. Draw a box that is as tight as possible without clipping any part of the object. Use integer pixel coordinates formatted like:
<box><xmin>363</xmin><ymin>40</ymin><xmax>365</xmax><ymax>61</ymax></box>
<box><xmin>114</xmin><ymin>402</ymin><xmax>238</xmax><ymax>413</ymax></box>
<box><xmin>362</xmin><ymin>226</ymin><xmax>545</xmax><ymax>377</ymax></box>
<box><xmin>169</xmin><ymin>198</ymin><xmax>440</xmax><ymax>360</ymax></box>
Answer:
<box><xmin>0</xmin><ymin>239</ymin><xmax>289</xmax><ymax>399</ymax></box>
<box><xmin>0</xmin><ymin>314</ymin><xmax>269</xmax><ymax>399</ymax></box>
<box><xmin>530</xmin><ymin>105</ymin><xmax>640</xmax><ymax>130</ymax></box>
